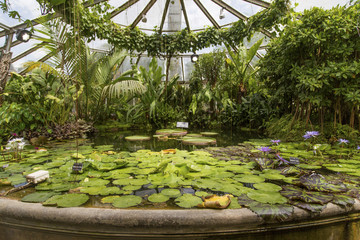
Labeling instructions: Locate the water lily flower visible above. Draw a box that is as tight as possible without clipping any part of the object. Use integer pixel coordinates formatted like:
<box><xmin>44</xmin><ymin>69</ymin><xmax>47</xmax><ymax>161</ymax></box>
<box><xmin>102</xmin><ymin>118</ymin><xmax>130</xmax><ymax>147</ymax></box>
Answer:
<box><xmin>271</xmin><ymin>139</ymin><xmax>281</xmax><ymax>145</ymax></box>
<box><xmin>258</xmin><ymin>146</ymin><xmax>271</xmax><ymax>153</ymax></box>
<box><xmin>338</xmin><ymin>139</ymin><xmax>349</xmax><ymax>144</ymax></box>
<box><xmin>357</xmin><ymin>146</ymin><xmax>360</xmax><ymax>150</ymax></box>
<box><xmin>276</xmin><ymin>154</ymin><xmax>289</xmax><ymax>165</ymax></box>
<box><xmin>11</xmin><ymin>133</ymin><xmax>17</xmax><ymax>136</ymax></box>
<box><xmin>303</xmin><ymin>131</ymin><xmax>319</xmax><ymax>140</ymax></box>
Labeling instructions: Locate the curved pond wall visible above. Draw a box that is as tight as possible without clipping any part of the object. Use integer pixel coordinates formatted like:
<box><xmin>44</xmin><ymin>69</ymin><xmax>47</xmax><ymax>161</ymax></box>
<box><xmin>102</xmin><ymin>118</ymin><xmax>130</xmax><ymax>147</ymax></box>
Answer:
<box><xmin>1</xmin><ymin>198</ymin><xmax>360</xmax><ymax>240</ymax></box>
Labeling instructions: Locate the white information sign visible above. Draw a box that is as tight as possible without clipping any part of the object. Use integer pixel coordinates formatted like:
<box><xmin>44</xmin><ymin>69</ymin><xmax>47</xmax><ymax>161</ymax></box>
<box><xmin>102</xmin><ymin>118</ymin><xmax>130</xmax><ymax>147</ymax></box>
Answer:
<box><xmin>176</xmin><ymin>122</ymin><xmax>189</xmax><ymax>128</ymax></box>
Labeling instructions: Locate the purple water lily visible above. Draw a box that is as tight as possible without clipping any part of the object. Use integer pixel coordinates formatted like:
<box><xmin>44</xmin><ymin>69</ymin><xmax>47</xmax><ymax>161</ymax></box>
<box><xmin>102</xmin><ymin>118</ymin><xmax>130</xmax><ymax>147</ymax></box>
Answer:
<box><xmin>258</xmin><ymin>146</ymin><xmax>272</xmax><ymax>154</ymax></box>
<box><xmin>357</xmin><ymin>145</ymin><xmax>360</xmax><ymax>150</ymax></box>
<box><xmin>339</xmin><ymin>139</ymin><xmax>349</xmax><ymax>144</ymax></box>
<box><xmin>271</xmin><ymin>139</ymin><xmax>281</xmax><ymax>145</ymax></box>
<box><xmin>276</xmin><ymin>154</ymin><xmax>289</xmax><ymax>165</ymax></box>
<box><xmin>11</xmin><ymin>133</ymin><xmax>17</xmax><ymax>137</ymax></box>
<box><xmin>303</xmin><ymin>131</ymin><xmax>320</xmax><ymax>140</ymax></box>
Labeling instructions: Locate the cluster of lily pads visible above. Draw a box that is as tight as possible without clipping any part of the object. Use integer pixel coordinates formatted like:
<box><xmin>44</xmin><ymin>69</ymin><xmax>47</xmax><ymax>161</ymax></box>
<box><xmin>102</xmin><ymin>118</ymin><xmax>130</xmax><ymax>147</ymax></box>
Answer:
<box><xmin>0</xmin><ymin>135</ymin><xmax>360</xmax><ymax>222</ymax></box>
<box><xmin>125</xmin><ymin>129</ymin><xmax>218</xmax><ymax>146</ymax></box>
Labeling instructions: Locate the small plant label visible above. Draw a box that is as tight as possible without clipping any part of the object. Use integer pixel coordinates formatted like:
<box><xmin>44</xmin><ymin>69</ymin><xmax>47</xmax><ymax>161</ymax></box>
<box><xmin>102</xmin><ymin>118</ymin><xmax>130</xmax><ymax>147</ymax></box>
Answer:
<box><xmin>72</xmin><ymin>162</ymin><xmax>83</xmax><ymax>172</ymax></box>
<box><xmin>176</xmin><ymin>122</ymin><xmax>189</xmax><ymax>128</ymax></box>
<box><xmin>289</xmin><ymin>157</ymin><xmax>300</xmax><ymax>165</ymax></box>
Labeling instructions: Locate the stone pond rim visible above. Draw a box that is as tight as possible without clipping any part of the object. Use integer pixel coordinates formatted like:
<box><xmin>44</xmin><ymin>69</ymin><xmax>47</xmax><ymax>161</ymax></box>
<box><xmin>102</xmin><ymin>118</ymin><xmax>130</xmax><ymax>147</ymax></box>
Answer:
<box><xmin>1</xmin><ymin>198</ymin><xmax>360</xmax><ymax>239</ymax></box>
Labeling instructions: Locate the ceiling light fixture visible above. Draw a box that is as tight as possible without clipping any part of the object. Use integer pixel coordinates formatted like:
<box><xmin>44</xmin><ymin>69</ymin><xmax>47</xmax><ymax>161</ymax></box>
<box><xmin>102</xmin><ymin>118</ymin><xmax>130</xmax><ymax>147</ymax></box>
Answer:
<box><xmin>219</xmin><ymin>8</ymin><xmax>225</xmax><ymax>19</ymax></box>
<box><xmin>141</xmin><ymin>14</ymin><xmax>147</xmax><ymax>23</ymax></box>
<box><xmin>16</xmin><ymin>29</ymin><xmax>32</xmax><ymax>42</ymax></box>
<box><xmin>191</xmin><ymin>53</ymin><xmax>199</xmax><ymax>63</ymax></box>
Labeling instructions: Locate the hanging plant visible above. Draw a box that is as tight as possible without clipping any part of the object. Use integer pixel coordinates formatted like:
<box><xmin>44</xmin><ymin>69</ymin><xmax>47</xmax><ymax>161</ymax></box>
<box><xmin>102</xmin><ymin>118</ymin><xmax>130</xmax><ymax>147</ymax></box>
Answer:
<box><xmin>42</xmin><ymin>0</ymin><xmax>290</xmax><ymax>56</ymax></box>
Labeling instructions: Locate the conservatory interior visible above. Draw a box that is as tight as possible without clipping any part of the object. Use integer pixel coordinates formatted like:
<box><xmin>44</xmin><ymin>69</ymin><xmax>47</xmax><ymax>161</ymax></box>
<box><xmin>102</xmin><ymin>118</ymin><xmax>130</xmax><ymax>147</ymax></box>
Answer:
<box><xmin>0</xmin><ymin>0</ymin><xmax>360</xmax><ymax>239</ymax></box>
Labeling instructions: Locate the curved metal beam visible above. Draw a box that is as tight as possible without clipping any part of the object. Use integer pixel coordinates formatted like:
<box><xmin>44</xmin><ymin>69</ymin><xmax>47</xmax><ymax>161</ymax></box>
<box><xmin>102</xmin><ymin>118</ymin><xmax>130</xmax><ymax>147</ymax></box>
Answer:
<box><xmin>110</xmin><ymin>0</ymin><xmax>140</xmax><ymax>19</ymax></box>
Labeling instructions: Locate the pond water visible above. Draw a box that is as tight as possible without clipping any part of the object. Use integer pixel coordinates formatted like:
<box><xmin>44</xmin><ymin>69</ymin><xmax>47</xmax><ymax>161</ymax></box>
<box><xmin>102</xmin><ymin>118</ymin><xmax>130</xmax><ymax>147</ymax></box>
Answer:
<box><xmin>91</xmin><ymin>128</ymin><xmax>263</xmax><ymax>152</ymax></box>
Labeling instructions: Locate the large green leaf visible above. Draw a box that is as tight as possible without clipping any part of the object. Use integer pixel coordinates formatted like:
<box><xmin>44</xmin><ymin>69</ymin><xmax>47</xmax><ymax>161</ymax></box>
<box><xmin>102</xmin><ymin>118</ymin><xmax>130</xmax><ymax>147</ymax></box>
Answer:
<box><xmin>21</xmin><ymin>191</ymin><xmax>59</xmax><ymax>203</ymax></box>
<box><xmin>174</xmin><ymin>194</ymin><xmax>202</xmax><ymax>208</ymax></box>
<box><xmin>247</xmin><ymin>190</ymin><xmax>288</xmax><ymax>204</ymax></box>
<box><xmin>148</xmin><ymin>193</ymin><xmax>170</xmax><ymax>203</ymax></box>
<box><xmin>112</xmin><ymin>195</ymin><xmax>142</xmax><ymax>208</ymax></box>
<box><xmin>43</xmin><ymin>194</ymin><xmax>89</xmax><ymax>208</ymax></box>
<box><xmin>280</xmin><ymin>186</ymin><xmax>333</xmax><ymax>204</ymax></box>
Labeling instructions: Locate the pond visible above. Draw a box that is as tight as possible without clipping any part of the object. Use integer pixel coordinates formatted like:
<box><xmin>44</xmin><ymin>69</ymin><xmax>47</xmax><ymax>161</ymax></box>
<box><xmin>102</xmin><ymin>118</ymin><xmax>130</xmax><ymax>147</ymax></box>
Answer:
<box><xmin>1</xmin><ymin>128</ymin><xmax>360</xmax><ymax>224</ymax></box>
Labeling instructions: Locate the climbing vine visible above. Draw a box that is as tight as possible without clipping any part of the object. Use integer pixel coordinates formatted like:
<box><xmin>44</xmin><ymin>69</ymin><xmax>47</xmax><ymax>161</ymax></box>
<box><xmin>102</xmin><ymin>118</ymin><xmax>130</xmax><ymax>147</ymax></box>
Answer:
<box><xmin>39</xmin><ymin>0</ymin><xmax>290</xmax><ymax>56</ymax></box>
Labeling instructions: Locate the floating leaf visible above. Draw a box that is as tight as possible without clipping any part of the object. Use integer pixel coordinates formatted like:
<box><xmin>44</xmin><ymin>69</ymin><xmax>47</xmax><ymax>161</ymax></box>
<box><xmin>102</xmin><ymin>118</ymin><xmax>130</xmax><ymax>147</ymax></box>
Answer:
<box><xmin>247</xmin><ymin>190</ymin><xmax>287</xmax><ymax>204</ymax></box>
<box><xmin>235</xmin><ymin>174</ymin><xmax>265</xmax><ymax>184</ymax></box>
<box><xmin>161</xmin><ymin>188</ymin><xmax>181</xmax><ymax>198</ymax></box>
<box><xmin>254</xmin><ymin>158</ymin><xmax>275</xmax><ymax>170</ymax></box>
<box><xmin>195</xmin><ymin>191</ymin><xmax>211</xmax><ymax>197</ymax></box>
<box><xmin>175</xmin><ymin>194</ymin><xmax>202</xmax><ymax>208</ymax></box>
<box><xmin>21</xmin><ymin>191</ymin><xmax>58</xmax><ymax>203</ymax></box>
<box><xmin>148</xmin><ymin>193</ymin><xmax>170</xmax><ymax>203</ymax></box>
<box><xmin>122</xmin><ymin>185</ymin><xmax>141</xmax><ymax>191</ymax></box>
<box><xmin>249</xmin><ymin>202</ymin><xmax>294</xmax><ymax>222</ymax></box>
<box><xmin>290</xmin><ymin>200</ymin><xmax>326</xmax><ymax>213</ymax></box>
<box><xmin>200</xmin><ymin>132</ymin><xmax>218</xmax><ymax>136</ymax></box>
<box><xmin>197</xmin><ymin>194</ymin><xmax>231</xmax><ymax>209</ymax></box>
<box><xmin>43</xmin><ymin>194</ymin><xmax>89</xmax><ymax>208</ymax></box>
<box><xmin>253</xmin><ymin>183</ymin><xmax>282</xmax><ymax>192</ymax></box>
<box><xmin>332</xmin><ymin>194</ymin><xmax>355</xmax><ymax>208</ymax></box>
<box><xmin>182</xmin><ymin>137</ymin><xmax>216</xmax><ymax>146</ymax></box>
<box><xmin>80</xmin><ymin>178</ymin><xmax>110</xmax><ymax>187</ymax></box>
<box><xmin>297</xmin><ymin>164</ymin><xmax>322</xmax><ymax>170</ymax></box>
<box><xmin>112</xmin><ymin>195</ymin><xmax>142</xmax><ymax>208</ymax></box>
<box><xmin>280</xmin><ymin>185</ymin><xmax>333</xmax><ymax>204</ymax></box>
<box><xmin>299</xmin><ymin>174</ymin><xmax>347</xmax><ymax>193</ymax></box>
<box><xmin>156</xmin><ymin>129</ymin><xmax>187</xmax><ymax>136</ymax></box>
<box><xmin>101</xmin><ymin>196</ymin><xmax>120</xmax><ymax>204</ymax></box>
<box><xmin>125</xmin><ymin>135</ymin><xmax>151</xmax><ymax>141</ymax></box>
<box><xmin>228</xmin><ymin>197</ymin><xmax>242</xmax><ymax>209</ymax></box>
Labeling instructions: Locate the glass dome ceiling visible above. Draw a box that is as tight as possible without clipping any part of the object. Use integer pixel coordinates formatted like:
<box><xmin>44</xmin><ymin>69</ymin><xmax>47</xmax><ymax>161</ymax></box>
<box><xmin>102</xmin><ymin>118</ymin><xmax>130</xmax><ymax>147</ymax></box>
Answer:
<box><xmin>0</xmin><ymin>0</ymin><xmax>350</xmax><ymax>71</ymax></box>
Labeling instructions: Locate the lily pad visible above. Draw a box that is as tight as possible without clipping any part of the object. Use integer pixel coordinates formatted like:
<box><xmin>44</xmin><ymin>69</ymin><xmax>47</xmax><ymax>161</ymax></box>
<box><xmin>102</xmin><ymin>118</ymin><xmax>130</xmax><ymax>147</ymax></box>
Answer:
<box><xmin>125</xmin><ymin>135</ymin><xmax>151</xmax><ymax>141</ymax></box>
<box><xmin>174</xmin><ymin>194</ymin><xmax>203</xmax><ymax>208</ymax></box>
<box><xmin>253</xmin><ymin>183</ymin><xmax>282</xmax><ymax>192</ymax></box>
<box><xmin>148</xmin><ymin>193</ymin><xmax>170</xmax><ymax>203</ymax></box>
<box><xmin>21</xmin><ymin>192</ymin><xmax>59</xmax><ymax>203</ymax></box>
<box><xmin>299</xmin><ymin>174</ymin><xmax>347</xmax><ymax>193</ymax></box>
<box><xmin>112</xmin><ymin>195</ymin><xmax>142</xmax><ymax>208</ymax></box>
<box><xmin>156</xmin><ymin>129</ymin><xmax>187</xmax><ymax>136</ymax></box>
<box><xmin>247</xmin><ymin>190</ymin><xmax>288</xmax><ymax>204</ymax></box>
<box><xmin>290</xmin><ymin>200</ymin><xmax>326</xmax><ymax>213</ymax></box>
<box><xmin>200</xmin><ymin>132</ymin><xmax>218</xmax><ymax>137</ymax></box>
<box><xmin>249</xmin><ymin>202</ymin><xmax>294</xmax><ymax>222</ymax></box>
<box><xmin>101</xmin><ymin>196</ymin><xmax>120</xmax><ymax>204</ymax></box>
<box><xmin>161</xmin><ymin>188</ymin><xmax>181</xmax><ymax>198</ymax></box>
<box><xmin>182</xmin><ymin>137</ymin><xmax>216</xmax><ymax>146</ymax></box>
<box><xmin>235</xmin><ymin>174</ymin><xmax>265</xmax><ymax>184</ymax></box>
<box><xmin>43</xmin><ymin>194</ymin><xmax>89</xmax><ymax>208</ymax></box>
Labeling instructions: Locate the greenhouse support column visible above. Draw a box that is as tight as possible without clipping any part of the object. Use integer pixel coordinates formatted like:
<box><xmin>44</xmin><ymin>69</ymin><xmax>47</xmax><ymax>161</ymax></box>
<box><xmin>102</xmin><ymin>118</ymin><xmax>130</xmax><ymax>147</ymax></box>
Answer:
<box><xmin>0</xmin><ymin>32</ymin><xmax>13</xmax><ymax>104</ymax></box>
<box><xmin>167</xmin><ymin>0</ymin><xmax>182</xmax><ymax>80</ymax></box>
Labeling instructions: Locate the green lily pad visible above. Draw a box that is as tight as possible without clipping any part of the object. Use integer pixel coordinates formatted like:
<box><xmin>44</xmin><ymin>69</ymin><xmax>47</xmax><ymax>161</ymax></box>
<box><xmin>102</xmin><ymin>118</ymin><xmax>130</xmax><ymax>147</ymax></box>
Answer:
<box><xmin>195</xmin><ymin>191</ymin><xmax>211</xmax><ymax>197</ymax></box>
<box><xmin>247</xmin><ymin>190</ymin><xmax>288</xmax><ymax>204</ymax></box>
<box><xmin>182</xmin><ymin>137</ymin><xmax>216</xmax><ymax>146</ymax></box>
<box><xmin>125</xmin><ymin>135</ymin><xmax>151</xmax><ymax>141</ymax></box>
<box><xmin>280</xmin><ymin>185</ymin><xmax>333</xmax><ymax>204</ymax></box>
<box><xmin>112</xmin><ymin>195</ymin><xmax>142</xmax><ymax>208</ymax></box>
<box><xmin>200</xmin><ymin>132</ymin><xmax>218</xmax><ymax>136</ymax></box>
<box><xmin>161</xmin><ymin>188</ymin><xmax>181</xmax><ymax>198</ymax></box>
<box><xmin>43</xmin><ymin>194</ymin><xmax>89</xmax><ymax>208</ymax></box>
<box><xmin>156</xmin><ymin>129</ymin><xmax>187</xmax><ymax>136</ymax></box>
<box><xmin>101</xmin><ymin>196</ymin><xmax>120</xmax><ymax>204</ymax></box>
<box><xmin>297</xmin><ymin>164</ymin><xmax>322</xmax><ymax>170</ymax></box>
<box><xmin>235</xmin><ymin>174</ymin><xmax>265</xmax><ymax>184</ymax></box>
<box><xmin>186</xmin><ymin>133</ymin><xmax>203</xmax><ymax>138</ymax></box>
<box><xmin>253</xmin><ymin>183</ymin><xmax>282</xmax><ymax>192</ymax></box>
<box><xmin>148</xmin><ymin>193</ymin><xmax>170</xmax><ymax>203</ymax></box>
<box><xmin>21</xmin><ymin>192</ymin><xmax>59</xmax><ymax>203</ymax></box>
<box><xmin>290</xmin><ymin>200</ymin><xmax>326</xmax><ymax>213</ymax></box>
<box><xmin>80</xmin><ymin>178</ymin><xmax>110</xmax><ymax>187</ymax></box>
<box><xmin>122</xmin><ymin>185</ymin><xmax>142</xmax><ymax>191</ymax></box>
<box><xmin>174</xmin><ymin>194</ymin><xmax>203</xmax><ymax>208</ymax></box>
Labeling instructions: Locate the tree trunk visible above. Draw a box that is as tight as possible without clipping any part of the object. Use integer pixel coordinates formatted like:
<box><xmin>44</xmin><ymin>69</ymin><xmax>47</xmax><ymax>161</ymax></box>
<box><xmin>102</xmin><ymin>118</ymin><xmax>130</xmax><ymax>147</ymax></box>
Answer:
<box><xmin>305</xmin><ymin>102</ymin><xmax>312</xmax><ymax>127</ymax></box>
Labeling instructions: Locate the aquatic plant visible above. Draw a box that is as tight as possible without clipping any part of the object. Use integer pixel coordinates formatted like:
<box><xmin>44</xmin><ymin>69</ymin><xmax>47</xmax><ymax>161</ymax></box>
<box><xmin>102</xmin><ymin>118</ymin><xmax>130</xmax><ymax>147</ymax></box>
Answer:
<box><xmin>5</xmin><ymin>137</ymin><xmax>26</xmax><ymax>160</ymax></box>
<box><xmin>271</xmin><ymin>140</ymin><xmax>281</xmax><ymax>145</ymax></box>
<box><xmin>303</xmin><ymin>131</ymin><xmax>319</xmax><ymax>140</ymax></box>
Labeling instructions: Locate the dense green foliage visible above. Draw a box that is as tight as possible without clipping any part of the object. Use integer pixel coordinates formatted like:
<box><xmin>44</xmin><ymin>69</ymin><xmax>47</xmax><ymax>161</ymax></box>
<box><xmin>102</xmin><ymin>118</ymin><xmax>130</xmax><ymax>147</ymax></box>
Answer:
<box><xmin>259</xmin><ymin>4</ymin><xmax>360</xmax><ymax>134</ymax></box>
